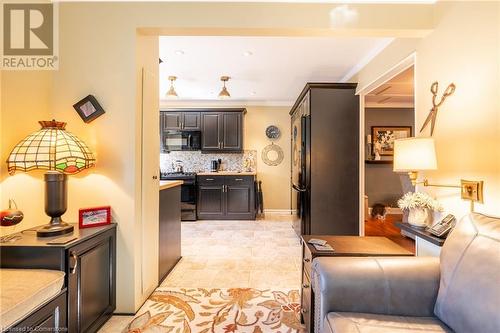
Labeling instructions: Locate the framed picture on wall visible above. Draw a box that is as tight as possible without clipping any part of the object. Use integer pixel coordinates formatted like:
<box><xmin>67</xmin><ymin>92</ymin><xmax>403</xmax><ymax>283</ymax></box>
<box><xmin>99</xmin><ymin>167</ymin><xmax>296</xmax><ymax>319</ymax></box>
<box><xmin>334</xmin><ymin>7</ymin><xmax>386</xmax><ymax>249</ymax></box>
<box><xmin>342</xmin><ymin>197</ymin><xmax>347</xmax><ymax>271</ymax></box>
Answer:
<box><xmin>73</xmin><ymin>95</ymin><xmax>105</xmax><ymax>123</ymax></box>
<box><xmin>371</xmin><ymin>126</ymin><xmax>412</xmax><ymax>156</ymax></box>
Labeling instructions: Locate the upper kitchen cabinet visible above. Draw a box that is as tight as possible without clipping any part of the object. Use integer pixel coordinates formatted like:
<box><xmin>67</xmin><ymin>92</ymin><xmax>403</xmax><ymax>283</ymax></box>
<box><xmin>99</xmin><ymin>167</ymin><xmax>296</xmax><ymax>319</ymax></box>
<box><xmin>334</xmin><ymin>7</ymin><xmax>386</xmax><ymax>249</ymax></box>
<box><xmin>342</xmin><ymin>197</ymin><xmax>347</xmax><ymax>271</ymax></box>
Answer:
<box><xmin>162</xmin><ymin>111</ymin><xmax>201</xmax><ymax>131</ymax></box>
<box><xmin>201</xmin><ymin>109</ymin><xmax>244</xmax><ymax>152</ymax></box>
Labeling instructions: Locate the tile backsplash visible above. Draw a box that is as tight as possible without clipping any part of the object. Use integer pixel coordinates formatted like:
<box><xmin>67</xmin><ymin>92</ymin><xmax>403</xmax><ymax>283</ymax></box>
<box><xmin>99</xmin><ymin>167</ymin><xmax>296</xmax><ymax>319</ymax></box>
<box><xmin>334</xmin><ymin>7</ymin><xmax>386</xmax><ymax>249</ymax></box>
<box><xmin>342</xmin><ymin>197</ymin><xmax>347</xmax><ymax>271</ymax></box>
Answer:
<box><xmin>160</xmin><ymin>150</ymin><xmax>257</xmax><ymax>173</ymax></box>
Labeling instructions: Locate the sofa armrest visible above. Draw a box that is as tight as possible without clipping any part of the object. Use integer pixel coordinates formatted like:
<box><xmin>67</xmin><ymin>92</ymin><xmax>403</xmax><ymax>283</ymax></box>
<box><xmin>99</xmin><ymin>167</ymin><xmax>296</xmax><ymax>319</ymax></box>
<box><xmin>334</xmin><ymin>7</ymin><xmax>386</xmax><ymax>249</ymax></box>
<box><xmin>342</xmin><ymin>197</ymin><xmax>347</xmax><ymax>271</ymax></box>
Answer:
<box><xmin>311</xmin><ymin>256</ymin><xmax>440</xmax><ymax>333</ymax></box>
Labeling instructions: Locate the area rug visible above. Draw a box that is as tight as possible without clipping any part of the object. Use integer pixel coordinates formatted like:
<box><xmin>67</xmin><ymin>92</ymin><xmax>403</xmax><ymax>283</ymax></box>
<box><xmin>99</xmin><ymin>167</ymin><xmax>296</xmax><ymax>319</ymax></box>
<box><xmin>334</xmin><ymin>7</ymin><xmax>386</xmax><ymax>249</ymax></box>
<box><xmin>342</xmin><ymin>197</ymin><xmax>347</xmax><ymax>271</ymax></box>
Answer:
<box><xmin>123</xmin><ymin>288</ymin><xmax>304</xmax><ymax>333</ymax></box>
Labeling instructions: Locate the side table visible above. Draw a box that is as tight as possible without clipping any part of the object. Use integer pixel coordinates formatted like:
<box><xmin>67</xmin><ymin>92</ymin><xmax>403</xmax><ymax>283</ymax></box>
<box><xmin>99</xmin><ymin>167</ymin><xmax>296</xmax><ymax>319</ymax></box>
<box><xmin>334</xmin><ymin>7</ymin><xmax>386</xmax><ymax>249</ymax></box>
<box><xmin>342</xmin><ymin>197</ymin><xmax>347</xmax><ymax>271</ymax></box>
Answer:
<box><xmin>301</xmin><ymin>235</ymin><xmax>413</xmax><ymax>333</ymax></box>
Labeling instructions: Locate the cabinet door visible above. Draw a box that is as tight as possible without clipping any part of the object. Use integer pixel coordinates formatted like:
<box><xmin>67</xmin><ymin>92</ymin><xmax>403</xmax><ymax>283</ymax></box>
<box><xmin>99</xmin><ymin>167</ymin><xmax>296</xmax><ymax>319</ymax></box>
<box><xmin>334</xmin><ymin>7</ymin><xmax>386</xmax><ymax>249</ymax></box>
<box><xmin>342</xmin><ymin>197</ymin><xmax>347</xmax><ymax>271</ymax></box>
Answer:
<box><xmin>67</xmin><ymin>229</ymin><xmax>116</xmax><ymax>333</ymax></box>
<box><xmin>225</xmin><ymin>176</ymin><xmax>255</xmax><ymax>219</ymax></box>
<box><xmin>182</xmin><ymin>112</ymin><xmax>201</xmax><ymax>130</ymax></box>
<box><xmin>163</xmin><ymin>112</ymin><xmax>182</xmax><ymax>130</ymax></box>
<box><xmin>201</xmin><ymin>112</ymin><xmax>221</xmax><ymax>150</ymax></box>
<box><xmin>221</xmin><ymin>112</ymin><xmax>242</xmax><ymax>151</ymax></box>
<box><xmin>197</xmin><ymin>177</ymin><xmax>225</xmax><ymax>219</ymax></box>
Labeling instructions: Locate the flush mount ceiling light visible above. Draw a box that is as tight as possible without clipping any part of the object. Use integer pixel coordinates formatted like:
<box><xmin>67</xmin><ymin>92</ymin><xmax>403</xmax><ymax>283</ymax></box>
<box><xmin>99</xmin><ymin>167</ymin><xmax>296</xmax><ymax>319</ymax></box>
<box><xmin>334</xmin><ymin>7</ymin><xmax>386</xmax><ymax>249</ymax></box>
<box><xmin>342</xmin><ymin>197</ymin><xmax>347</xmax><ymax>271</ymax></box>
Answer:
<box><xmin>218</xmin><ymin>76</ymin><xmax>231</xmax><ymax>99</ymax></box>
<box><xmin>174</xmin><ymin>50</ymin><xmax>185</xmax><ymax>55</ymax></box>
<box><xmin>166</xmin><ymin>76</ymin><xmax>178</xmax><ymax>99</ymax></box>
<box><xmin>243</xmin><ymin>51</ymin><xmax>253</xmax><ymax>57</ymax></box>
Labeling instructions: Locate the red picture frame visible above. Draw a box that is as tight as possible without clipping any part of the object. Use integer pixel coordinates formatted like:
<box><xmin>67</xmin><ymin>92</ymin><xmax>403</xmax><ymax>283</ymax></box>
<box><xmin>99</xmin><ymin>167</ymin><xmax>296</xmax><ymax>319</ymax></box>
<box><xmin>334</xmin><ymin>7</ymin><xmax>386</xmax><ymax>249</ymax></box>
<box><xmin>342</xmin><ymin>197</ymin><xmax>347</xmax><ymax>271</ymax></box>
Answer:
<box><xmin>79</xmin><ymin>206</ymin><xmax>111</xmax><ymax>229</ymax></box>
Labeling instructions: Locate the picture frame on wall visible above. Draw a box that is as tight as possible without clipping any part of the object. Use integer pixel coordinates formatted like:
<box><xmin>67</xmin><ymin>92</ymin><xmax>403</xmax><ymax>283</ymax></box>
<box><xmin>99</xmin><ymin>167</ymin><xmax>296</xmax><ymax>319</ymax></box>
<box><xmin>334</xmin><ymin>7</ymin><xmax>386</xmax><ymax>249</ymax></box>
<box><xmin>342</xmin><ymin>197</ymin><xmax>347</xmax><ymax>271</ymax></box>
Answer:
<box><xmin>79</xmin><ymin>206</ymin><xmax>111</xmax><ymax>229</ymax></box>
<box><xmin>371</xmin><ymin>126</ymin><xmax>412</xmax><ymax>156</ymax></box>
<box><xmin>73</xmin><ymin>95</ymin><xmax>105</xmax><ymax>123</ymax></box>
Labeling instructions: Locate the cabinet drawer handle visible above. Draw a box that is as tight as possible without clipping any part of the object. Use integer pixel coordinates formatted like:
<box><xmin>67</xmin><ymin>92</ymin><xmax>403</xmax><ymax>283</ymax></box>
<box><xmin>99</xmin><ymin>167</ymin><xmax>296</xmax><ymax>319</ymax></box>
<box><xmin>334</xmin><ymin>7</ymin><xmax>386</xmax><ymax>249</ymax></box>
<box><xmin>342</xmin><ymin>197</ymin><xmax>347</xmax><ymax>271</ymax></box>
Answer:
<box><xmin>302</xmin><ymin>283</ymin><xmax>310</xmax><ymax>289</ymax></box>
<box><xmin>70</xmin><ymin>252</ymin><xmax>78</xmax><ymax>274</ymax></box>
<box><xmin>205</xmin><ymin>178</ymin><xmax>214</xmax><ymax>181</ymax></box>
<box><xmin>235</xmin><ymin>178</ymin><xmax>243</xmax><ymax>181</ymax></box>
<box><xmin>301</xmin><ymin>308</ymin><xmax>308</xmax><ymax>314</ymax></box>
<box><xmin>304</xmin><ymin>258</ymin><xmax>310</xmax><ymax>263</ymax></box>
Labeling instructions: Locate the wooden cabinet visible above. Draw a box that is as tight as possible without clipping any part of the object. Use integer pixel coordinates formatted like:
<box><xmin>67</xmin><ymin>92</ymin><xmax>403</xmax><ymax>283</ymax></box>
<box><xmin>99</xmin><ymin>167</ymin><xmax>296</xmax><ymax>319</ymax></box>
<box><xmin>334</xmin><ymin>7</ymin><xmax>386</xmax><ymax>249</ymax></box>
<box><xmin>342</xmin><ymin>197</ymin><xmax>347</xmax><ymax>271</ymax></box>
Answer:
<box><xmin>67</xmin><ymin>230</ymin><xmax>116</xmax><ymax>333</ymax></box>
<box><xmin>201</xmin><ymin>110</ymin><xmax>243</xmax><ymax>152</ymax></box>
<box><xmin>159</xmin><ymin>185</ymin><xmax>182</xmax><ymax>282</ymax></box>
<box><xmin>197</xmin><ymin>175</ymin><xmax>255</xmax><ymax>220</ymax></box>
<box><xmin>200</xmin><ymin>113</ymin><xmax>221</xmax><ymax>150</ymax></box>
<box><xmin>160</xmin><ymin>109</ymin><xmax>244</xmax><ymax>152</ymax></box>
<box><xmin>161</xmin><ymin>111</ymin><xmax>200</xmax><ymax>131</ymax></box>
<box><xmin>0</xmin><ymin>225</ymin><xmax>116</xmax><ymax>333</ymax></box>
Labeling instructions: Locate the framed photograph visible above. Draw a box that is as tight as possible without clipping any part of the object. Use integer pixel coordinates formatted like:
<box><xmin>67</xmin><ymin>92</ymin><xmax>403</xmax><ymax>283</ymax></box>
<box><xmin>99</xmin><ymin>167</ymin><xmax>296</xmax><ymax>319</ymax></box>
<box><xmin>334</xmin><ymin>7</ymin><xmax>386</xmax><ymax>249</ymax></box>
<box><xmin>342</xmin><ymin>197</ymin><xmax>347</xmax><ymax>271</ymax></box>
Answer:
<box><xmin>372</xmin><ymin>126</ymin><xmax>412</xmax><ymax>156</ymax></box>
<box><xmin>79</xmin><ymin>206</ymin><xmax>111</xmax><ymax>229</ymax></box>
<box><xmin>73</xmin><ymin>95</ymin><xmax>105</xmax><ymax>123</ymax></box>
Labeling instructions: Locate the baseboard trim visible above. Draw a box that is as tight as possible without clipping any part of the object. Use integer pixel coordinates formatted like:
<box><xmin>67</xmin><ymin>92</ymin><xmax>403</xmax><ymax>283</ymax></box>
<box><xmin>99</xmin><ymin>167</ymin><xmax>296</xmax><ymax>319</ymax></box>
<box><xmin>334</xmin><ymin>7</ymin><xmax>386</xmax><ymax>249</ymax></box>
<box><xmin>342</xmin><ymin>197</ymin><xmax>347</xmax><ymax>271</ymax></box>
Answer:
<box><xmin>263</xmin><ymin>209</ymin><xmax>295</xmax><ymax>214</ymax></box>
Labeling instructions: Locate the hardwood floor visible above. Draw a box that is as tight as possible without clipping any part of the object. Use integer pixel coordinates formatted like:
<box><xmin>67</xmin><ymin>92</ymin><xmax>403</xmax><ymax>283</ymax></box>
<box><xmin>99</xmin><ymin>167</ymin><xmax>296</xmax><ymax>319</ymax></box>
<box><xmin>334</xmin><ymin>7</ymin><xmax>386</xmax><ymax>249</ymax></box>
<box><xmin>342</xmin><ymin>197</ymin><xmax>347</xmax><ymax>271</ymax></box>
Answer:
<box><xmin>365</xmin><ymin>214</ymin><xmax>415</xmax><ymax>254</ymax></box>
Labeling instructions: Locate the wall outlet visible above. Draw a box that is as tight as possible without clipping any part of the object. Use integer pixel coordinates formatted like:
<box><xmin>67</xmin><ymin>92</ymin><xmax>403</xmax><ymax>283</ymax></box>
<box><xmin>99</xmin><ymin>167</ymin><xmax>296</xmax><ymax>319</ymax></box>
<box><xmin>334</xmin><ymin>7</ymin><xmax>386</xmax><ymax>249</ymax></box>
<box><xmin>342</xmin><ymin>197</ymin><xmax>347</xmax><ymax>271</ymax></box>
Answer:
<box><xmin>461</xmin><ymin>180</ymin><xmax>484</xmax><ymax>203</ymax></box>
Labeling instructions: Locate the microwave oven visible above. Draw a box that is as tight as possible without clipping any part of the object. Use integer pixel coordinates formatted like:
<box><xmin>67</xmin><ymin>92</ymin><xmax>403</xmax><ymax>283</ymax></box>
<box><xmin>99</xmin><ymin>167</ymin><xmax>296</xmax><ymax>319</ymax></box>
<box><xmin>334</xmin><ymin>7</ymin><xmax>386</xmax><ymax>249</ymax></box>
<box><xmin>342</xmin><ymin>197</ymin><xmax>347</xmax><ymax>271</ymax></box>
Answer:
<box><xmin>162</xmin><ymin>130</ymin><xmax>201</xmax><ymax>151</ymax></box>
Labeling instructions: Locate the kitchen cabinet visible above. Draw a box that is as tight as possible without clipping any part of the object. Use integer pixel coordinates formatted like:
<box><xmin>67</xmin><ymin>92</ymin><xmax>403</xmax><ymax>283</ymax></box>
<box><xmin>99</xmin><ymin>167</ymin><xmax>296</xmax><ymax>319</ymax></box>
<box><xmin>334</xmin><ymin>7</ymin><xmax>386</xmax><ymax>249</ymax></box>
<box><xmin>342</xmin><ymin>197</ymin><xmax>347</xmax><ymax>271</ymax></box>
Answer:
<box><xmin>197</xmin><ymin>175</ymin><xmax>255</xmax><ymax>220</ymax></box>
<box><xmin>201</xmin><ymin>110</ymin><xmax>244</xmax><ymax>152</ymax></box>
<box><xmin>161</xmin><ymin>111</ymin><xmax>200</xmax><ymax>131</ymax></box>
<box><xmin>159</xmin><ymin>184</ymin><xmax>182</xmax><ymax>282</ymax></box>
<box><xmin>0</xmin><ymin>224</ymin><xmax>116</xmax><ymax>333</ymax></box>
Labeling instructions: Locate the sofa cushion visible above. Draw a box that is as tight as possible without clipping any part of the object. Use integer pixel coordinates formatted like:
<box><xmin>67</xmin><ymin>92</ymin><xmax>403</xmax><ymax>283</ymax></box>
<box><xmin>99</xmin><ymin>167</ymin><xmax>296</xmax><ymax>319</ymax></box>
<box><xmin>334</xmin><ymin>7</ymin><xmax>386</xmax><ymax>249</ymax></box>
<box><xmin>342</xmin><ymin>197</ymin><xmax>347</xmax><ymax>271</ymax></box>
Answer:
<box><xmin>0</xmin><ymin>269</ymin><xmax>65</xmax><ymax>330</ymax></box>
<box><xmin>434</xmin><ymin>213</ymin><xmax>500</xmax><ymax>333</ymax></box>
<box><xmin>322</xmin><ymin>312</ymin><xmax>452</xmax><ymax>333</ymax></box>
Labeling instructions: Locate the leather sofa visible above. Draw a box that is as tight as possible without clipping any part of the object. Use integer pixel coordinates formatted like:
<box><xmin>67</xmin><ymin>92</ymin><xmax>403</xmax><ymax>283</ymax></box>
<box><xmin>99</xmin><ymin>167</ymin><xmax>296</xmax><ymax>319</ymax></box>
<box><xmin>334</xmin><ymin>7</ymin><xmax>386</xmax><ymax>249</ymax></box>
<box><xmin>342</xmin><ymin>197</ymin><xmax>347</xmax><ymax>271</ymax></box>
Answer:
<box><xmin>311</xmin><ymin>213</ymin><xmax>500</xmax><ymax>333</ymax></box>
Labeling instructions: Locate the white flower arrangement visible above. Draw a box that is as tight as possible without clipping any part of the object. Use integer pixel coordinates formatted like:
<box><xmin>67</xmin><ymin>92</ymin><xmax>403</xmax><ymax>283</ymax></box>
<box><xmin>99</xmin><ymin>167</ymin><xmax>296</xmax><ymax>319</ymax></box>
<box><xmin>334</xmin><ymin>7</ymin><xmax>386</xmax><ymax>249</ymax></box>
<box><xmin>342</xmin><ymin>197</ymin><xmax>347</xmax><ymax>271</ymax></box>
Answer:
<box><xmin>397</xmin><ymin>192</ymin><xmax>443</xmax><ymax>212</ymax></box>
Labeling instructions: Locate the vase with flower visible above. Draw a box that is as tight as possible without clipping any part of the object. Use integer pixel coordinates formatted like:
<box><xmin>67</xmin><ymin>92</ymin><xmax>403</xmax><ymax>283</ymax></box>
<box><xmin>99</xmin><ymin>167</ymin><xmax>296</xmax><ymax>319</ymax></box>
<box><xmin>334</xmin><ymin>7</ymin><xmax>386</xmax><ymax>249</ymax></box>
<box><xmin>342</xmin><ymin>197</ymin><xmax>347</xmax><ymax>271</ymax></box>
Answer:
<box><xmin>397</xmin><ymin>192</ymin><xmax>442</xmax><ymax>228</ymax></box>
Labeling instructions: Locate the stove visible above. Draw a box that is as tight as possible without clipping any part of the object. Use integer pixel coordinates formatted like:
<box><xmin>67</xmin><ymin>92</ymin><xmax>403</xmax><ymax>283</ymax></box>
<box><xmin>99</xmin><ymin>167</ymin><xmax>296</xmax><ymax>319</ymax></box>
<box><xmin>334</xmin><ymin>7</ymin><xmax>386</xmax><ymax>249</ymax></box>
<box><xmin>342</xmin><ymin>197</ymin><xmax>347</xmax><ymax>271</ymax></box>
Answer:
<box><xmin>160</xmin><ymin>172</ymin><xmax>197</xmax><ymax>221</ymax></box>
<box><xmin>160</xmin><ymin>172</ymin><xmax>196</xmax><ymax>181</ymax></box>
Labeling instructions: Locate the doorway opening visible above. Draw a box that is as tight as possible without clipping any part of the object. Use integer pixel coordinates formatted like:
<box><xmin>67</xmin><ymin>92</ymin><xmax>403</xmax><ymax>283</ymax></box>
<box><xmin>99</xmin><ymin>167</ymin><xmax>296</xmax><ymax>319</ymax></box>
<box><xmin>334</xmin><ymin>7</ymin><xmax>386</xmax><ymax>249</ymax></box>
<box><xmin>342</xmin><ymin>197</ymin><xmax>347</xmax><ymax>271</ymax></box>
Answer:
<box><xmin>363</xmin><ymin>65</ymin><xmax>416</xmax><ymax>253</ymax></box>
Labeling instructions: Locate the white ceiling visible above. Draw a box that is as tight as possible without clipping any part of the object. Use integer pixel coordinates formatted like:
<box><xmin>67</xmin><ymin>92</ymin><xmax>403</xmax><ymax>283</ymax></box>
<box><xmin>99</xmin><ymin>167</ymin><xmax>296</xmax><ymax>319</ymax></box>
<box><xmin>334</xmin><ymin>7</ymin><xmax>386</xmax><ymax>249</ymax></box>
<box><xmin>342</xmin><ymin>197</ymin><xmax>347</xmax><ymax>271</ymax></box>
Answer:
<box><xmin>159</xmin><ymin>36</ymin><xmax>393</xmax><ymax>105</ymax></box>
<box><xmin>365</xmin><ymin>66</ymin><xmax>414</xmax><ymax>108</ymax></box>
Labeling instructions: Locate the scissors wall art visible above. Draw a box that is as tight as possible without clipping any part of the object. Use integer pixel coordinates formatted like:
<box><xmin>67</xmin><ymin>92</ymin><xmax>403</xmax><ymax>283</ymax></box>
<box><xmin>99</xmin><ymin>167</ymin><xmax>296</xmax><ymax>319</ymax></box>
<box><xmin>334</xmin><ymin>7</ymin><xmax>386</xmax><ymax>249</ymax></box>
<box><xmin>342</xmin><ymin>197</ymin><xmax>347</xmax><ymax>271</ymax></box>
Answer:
<box><xmin>420</xmin><ymin>81</ymin><xmax>456</xmax><ymax>136</ymax></box>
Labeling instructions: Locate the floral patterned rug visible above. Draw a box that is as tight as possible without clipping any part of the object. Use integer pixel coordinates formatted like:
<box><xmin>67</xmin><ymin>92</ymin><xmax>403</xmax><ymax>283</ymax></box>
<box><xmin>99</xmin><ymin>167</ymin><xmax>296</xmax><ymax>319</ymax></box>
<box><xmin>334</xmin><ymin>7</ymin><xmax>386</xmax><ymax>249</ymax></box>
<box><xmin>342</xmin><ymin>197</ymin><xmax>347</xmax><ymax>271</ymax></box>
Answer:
<box><xmin>123</xmin><ymin>288</ymin><xmax>304</xmax><ymax>333</ymax></box>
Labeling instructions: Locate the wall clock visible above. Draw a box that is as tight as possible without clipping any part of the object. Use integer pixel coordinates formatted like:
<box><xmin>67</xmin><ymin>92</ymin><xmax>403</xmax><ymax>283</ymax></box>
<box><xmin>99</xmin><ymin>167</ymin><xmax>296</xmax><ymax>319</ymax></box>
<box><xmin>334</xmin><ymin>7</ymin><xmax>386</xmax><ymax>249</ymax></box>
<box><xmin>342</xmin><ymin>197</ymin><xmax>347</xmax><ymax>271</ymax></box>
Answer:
<box><xmin>265</xmin><ymin>125</ymin><xmax>281</xmax><ymax>140</ymax></box>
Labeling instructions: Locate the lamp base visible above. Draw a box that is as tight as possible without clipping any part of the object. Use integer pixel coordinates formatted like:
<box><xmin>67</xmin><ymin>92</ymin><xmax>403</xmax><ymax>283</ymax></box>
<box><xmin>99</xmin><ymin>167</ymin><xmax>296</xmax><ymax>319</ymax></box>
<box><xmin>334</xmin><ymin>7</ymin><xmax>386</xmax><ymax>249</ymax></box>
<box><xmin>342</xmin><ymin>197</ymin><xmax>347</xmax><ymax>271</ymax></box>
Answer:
<box><xmin>37</xmin><ymin>221</ymin><xmax>74</xmax><ymax>237</ymax></box>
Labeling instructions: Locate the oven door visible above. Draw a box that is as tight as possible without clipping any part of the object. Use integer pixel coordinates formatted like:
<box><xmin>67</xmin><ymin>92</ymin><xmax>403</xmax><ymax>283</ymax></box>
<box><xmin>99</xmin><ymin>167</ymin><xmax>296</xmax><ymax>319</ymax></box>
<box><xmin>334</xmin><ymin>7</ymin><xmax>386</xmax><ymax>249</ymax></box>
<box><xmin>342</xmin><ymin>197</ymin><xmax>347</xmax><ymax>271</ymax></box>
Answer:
<box><xmin>180</xmin><ymin>180</ymin><xmax>197</xmax><ymax>221</ymax></box>
<box><xmin>163</xmin><ymin>131</ymin><xmax>200</xmax><ymax>151</ymax></box>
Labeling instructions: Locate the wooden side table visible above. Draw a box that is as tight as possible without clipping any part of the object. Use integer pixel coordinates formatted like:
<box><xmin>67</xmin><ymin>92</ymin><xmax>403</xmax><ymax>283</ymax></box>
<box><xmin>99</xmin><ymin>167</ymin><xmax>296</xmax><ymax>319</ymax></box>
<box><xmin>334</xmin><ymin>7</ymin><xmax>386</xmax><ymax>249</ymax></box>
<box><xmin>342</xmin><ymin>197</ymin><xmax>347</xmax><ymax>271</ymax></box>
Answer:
<box><xmin>301</xmin><ymin>235</ymin><xmax>413</xmax><ymax>333</ymax></box>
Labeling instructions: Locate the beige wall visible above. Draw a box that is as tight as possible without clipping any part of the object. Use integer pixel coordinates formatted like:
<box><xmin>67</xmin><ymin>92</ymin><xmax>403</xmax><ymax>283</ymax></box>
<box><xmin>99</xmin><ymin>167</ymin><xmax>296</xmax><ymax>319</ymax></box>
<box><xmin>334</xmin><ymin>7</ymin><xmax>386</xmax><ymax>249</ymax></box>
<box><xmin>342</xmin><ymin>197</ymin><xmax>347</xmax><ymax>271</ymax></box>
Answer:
<box><xmin>244</xmin><ymin>106</ymin><xmax>291</xmax><ymax>211</ymax></box>
<box><xmin>356</xmin><ymin>1</ymin><xmax>500</xmax><ymax>218</ymax></box>
<box><xmin>0</xmin><ymin>71</ymin><xmax>53</xmax><ymax>236</ymax></box>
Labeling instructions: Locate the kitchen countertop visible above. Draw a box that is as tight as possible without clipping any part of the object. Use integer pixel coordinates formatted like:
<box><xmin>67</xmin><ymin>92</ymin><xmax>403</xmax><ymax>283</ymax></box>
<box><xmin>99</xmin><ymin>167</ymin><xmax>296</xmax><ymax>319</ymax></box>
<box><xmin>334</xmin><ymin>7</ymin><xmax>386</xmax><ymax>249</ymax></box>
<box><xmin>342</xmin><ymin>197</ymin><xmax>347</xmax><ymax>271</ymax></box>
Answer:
<box><xmin>159</xmin><ymin>180</ymin><xmax>183</xmax><ymax>190</ymax></box>
<box><xmin>196</xmin><ymin>171</ymin><xmax>257</xmax><ymax>176</ymax></box>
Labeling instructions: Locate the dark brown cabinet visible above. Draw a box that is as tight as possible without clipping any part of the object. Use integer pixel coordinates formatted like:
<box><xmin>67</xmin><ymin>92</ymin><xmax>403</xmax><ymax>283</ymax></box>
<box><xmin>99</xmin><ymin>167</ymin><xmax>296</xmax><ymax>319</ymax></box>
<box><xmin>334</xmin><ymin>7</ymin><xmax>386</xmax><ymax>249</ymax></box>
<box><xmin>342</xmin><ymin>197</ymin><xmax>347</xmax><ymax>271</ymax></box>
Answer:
<box><xmin>0</xmin><ymin>225</ymin><xmax>116</xmax><ymax>333</ymax></box>
<box><xmin>162</xmin><ymin>111</ymin><xmax>201</xmax><ymax>131</ymax></box>
<box><xmin>201</xmin><ymin>110</ymin><xmax>243</xmax><ymax>152</ymax></box>
<box><xmin>159</xmin><ymin>185</ymin><xmax>182</xmax><ymax>282</ymax></box>
<box><xmin>197</xmin><ymin>175</ymin><xmax>255</xmax><ymax>220</ymax></box>
<box><xmin>290</xmin><ymin>83</ymin><xmax>360</xmax><ymax>237</ymax></box>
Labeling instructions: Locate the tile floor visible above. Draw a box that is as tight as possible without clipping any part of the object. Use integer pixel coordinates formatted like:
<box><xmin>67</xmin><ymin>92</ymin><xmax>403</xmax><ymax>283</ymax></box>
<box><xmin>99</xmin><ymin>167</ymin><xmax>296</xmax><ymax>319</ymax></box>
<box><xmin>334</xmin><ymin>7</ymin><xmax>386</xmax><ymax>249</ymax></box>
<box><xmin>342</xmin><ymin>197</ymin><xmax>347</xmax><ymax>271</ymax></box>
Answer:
<box><xmin>98</xmin><ymin>213</ymin><xmax>302</xmax><ymax>332</ymax></box>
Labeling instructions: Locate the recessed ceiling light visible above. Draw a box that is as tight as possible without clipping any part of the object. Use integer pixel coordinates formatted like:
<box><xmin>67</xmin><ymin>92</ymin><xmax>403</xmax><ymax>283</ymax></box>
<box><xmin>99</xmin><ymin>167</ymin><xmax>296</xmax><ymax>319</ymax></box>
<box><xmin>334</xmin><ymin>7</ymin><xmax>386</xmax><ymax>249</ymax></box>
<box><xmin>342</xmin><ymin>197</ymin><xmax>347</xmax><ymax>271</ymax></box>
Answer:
<box><xmin>243</xmin><ymin>51</ymin><xmax>253</xmax><ymax>57</ymax></box>
<box><xmin>174</xmin><ymin>50</ymin><xmax>185</xmax><ymax>55</ymax></box>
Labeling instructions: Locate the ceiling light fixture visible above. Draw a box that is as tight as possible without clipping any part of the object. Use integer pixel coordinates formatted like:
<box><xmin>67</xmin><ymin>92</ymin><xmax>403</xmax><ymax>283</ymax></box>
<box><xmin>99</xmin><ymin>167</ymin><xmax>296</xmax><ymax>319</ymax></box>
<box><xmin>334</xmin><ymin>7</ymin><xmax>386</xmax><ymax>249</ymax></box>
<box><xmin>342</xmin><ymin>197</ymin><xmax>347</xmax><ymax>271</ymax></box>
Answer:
<box><xmin>174</xmin><ymin>50</ymin><xmax>185</xmax><ymax>55</ymax></box>
<box><xmin>166</xmin><ymin>76</ymin><xmax>178</xmax><ymax>99</ymax></box>
<box><xmin>243</xmin><ymin>51</ymin><xmax>253</xmax><ymax>57</ymax></box>
<box><xmin>218</xmin><ymin>76</ymin><xmax>231</xmax><ymax>99</ymax></box>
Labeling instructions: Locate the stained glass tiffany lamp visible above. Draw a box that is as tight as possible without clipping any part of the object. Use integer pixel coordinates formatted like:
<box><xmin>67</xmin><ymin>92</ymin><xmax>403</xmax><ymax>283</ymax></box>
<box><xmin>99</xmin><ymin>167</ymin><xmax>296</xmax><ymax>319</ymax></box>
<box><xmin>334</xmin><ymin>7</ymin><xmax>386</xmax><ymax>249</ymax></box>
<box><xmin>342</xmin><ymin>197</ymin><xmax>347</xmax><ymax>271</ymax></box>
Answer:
<box><xmin>6</xmin><ymin>120</ymin><xmax>95</xmax><ymax>237</ymax></box>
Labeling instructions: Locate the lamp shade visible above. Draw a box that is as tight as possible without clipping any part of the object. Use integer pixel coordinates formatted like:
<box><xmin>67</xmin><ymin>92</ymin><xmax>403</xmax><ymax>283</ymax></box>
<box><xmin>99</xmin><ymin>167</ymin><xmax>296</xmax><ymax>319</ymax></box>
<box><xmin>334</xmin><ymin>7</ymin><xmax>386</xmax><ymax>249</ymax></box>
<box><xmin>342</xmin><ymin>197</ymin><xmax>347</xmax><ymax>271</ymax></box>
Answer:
<box><xmin>6</xmin><ymin>120</ymin><xmax>95</xmax><ymax>175</ymax></box>
<box><xmin>393</xmin><ymin>137</ymin><xmax>437</xmax><ymax>172</ymax></box>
